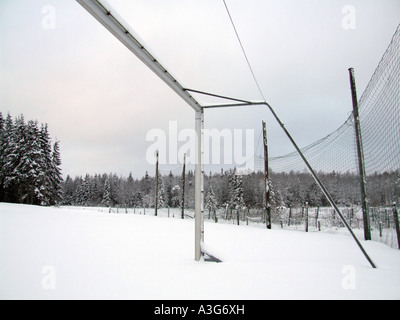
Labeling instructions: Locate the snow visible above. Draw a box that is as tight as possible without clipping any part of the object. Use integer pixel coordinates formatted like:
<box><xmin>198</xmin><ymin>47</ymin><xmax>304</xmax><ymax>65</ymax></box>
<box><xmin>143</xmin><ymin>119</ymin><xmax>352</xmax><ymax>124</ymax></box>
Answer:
<box><xmin>1</xmin><ymin>202</ymin><xmax>400</xmax><ymax>300</ymax></box>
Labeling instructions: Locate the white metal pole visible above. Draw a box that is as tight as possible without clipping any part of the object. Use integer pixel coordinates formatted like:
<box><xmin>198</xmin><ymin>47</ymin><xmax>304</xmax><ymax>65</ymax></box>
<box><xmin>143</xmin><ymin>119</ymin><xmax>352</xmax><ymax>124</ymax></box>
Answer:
<box><xmin>75</xmin><ymin>0</ymin><xmax>202</xmax><ymax>113</ymax></box>
<box><xmin>201</xmin><ymin>109</ymin><xmax>205</xmax><ymax>243</ymax></box>
<box><xmin>195</xmin><ymin>109</ymin><xmax>204</xmax><ymax>261</ymax></box>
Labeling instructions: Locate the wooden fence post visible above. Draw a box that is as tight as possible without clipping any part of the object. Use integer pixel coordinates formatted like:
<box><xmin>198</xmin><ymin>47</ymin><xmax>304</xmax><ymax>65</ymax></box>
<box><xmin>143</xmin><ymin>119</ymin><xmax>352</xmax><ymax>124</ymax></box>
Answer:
<box><xmin>305</xmin><ymin>202</ymin><xmax>309</xmax><ymax>232</ymax></box>
<box><xmin>181</xmin><ymin>153</ymin><xmax>186</xmax><ymax>220</ymax></box>
<box><xmin>315</xmin><ymin>207</ymin><xmax>319</xmax><ymax>227</ymax></box>
<box><xmin>393</xmin><ymin>202</ymin><xmax>400</xmax><ymax>250</ymax></box>
<box><xmin>332</xmin><ymin>209</ymin><xmax>335</xmax><ymax>226</ymax></box>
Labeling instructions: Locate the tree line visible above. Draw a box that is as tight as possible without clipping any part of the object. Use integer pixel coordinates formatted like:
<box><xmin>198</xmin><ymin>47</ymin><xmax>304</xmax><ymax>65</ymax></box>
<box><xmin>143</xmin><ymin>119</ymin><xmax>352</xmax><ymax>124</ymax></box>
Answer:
<box><xmin>0</xmin><ymin>113</ymin><xmax>63</xmax><ymax>205</ymax></box>
<box><xmin>61</xmin><ymin>168</ymin><xmax>400</xmax><ymax>210</ymax></box>
<box><xmin>1</xmin><ymin>112</ymin><xmax>397</xmax><ymax>209</ymax></box>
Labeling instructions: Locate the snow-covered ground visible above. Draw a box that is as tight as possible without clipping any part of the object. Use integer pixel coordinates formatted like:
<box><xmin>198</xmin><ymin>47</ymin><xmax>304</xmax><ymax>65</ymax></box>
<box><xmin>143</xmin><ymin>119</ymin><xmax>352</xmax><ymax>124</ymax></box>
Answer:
<box><xmin>1</xmin><ymin>202</ymin><xmax>399</xmax><ymax>300</ymax></box>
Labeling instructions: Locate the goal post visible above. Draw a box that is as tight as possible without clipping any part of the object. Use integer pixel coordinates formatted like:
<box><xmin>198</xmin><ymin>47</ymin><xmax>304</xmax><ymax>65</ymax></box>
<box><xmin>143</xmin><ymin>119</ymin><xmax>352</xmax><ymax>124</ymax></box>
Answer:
<box><xmin>75</xmin><ymin>0</ymin><xmax>204</xmax><ymax>261</ymax></box>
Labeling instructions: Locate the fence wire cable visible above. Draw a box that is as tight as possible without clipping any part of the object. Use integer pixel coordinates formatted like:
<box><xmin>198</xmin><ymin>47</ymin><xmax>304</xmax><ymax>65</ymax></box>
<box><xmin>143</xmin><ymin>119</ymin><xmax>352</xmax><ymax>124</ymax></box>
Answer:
<box><xmin>222</xmin><ymin>0</ymin><xmax>266</xmax><ymax>103</ymax></box>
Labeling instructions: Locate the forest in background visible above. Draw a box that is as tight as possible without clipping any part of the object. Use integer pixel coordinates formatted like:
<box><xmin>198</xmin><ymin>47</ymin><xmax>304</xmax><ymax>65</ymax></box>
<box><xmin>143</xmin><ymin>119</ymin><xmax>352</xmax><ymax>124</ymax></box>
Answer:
<box><xmin>1</xmin><ymin>113</ymin><xmax>398</xmax><ymax>210</ymax></box>
<box><xmin>61</xmin><ymin>168</ymin><xmax>400</xmax><ymax>210</ymax></box>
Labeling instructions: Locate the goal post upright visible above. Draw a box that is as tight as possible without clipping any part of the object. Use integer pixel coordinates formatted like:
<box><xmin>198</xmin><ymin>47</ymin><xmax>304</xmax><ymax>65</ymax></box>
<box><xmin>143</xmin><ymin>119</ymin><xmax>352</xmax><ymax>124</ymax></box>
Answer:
<box><xmin>195</xmin><ymin>109</ymin><xmax>205</xmax><ymax>261</ymax></box>
<box><xmin>75</xmin><ymin>0</ymin><xmax>204</xmax><ymax>261</ymax></box>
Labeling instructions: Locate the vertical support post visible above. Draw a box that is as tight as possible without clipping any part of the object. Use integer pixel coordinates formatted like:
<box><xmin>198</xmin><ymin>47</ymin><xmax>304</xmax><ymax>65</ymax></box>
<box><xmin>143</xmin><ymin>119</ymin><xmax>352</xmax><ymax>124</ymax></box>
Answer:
<box><xmin>155</xmin><ymin>150</ymin><xmax>159</xmax><ymax>216</ymax></box>
<box><xmin>349</xmin><ymin>208</ymin><xmax>353</xmax><ymax>228</ymax></box>
<box><xmin>305</xmin><ymin>202</ymin><xmax>309</xmax><ymax>232</ymax></box>
<box><xmin>181</xmin><ymin>153</ymin><xmax>186</xmax><ymax>219</ymax></box>
<box><xmin>201</xmin><ymin>110</ymin><xmax>205</xmax><ymax>243</ymax></box>
<box><xmin>262</xmin><ymin>120</ymin><xmax>272</xmax><ymax>229</ymax></box>
<box><xmin>195</xmin><ymin>109</ymin><xmax>204</xmax><ymax>261</ymax></box>
<box><xmin>349</xmin><ymin>68</ymin><xmax>371</xmax><ymax>241</ymax></box>
<box><xmin>393</xmin><ymin>202</ymin><xmax>400</xmax><ymax>250</ymax></box>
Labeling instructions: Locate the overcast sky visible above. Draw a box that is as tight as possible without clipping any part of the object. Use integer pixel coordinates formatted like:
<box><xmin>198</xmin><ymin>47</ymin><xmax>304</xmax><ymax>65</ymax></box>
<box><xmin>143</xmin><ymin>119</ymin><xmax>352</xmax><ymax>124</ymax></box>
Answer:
<box><xmin>1</xmin><ymin>0</ymin><xmax>399</xmax><ymax>178</ymax></box>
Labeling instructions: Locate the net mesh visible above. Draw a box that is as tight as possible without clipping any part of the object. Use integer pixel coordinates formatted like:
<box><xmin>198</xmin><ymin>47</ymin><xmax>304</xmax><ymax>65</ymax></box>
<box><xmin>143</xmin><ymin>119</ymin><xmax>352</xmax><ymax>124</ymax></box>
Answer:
<box><xmin>257</xmin><ymin>24</ymin><xmax>400</xmax><ymax>176</ymax></box>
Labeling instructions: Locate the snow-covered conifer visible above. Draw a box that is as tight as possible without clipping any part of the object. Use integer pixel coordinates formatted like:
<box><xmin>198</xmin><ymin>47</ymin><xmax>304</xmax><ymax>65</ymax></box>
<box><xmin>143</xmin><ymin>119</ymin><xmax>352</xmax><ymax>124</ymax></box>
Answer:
<box><xmin>0</xmin><ymin>113</ymin><xmax>5</xmax><ymax>201</ymax></box>
<box><xmin>156</xmin><ymin>174</ymin><xmax>166</xmax><ymax>208</ymax></box>
<box><xmin>229</xmin><ymin>170</ymin><xmax>245</xmax><ymax>210</ymax></box>
<box><xmin>205</xmin><ymin>186</ymin><xmax>218</xmax><ymax>219</ymax></box>
<box><xmin>102</xmin><ymin>177</ymin><xmax>111</xmax><ymax>207</ymax></box>
<box><xmin>50</xmin><ymin>140</ymin><xmax>63</xmax><ymax>205</ymax></box>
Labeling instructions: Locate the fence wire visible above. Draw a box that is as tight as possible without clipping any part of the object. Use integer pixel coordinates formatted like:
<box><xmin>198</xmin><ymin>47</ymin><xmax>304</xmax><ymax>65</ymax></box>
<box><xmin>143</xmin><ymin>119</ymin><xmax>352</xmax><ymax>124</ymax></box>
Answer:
<box><xmin>210</xmin><ymin>206</ymin><xmax>400</xmax><ymax>249</ymax></box>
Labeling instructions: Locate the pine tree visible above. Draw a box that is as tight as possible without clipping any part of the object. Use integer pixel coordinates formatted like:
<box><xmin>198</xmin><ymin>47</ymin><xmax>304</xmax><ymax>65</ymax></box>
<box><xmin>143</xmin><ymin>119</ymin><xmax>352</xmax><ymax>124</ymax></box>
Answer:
<box><xmin>0</xmin><ymin>112</ymin><xmax>5</xmax><ymax>201</ymax></box>
<box><xmin>62</xmin><ymin>175</ymin><xmax>75</xmax><ymax>205</ymax></box>
<box><xmin>76</xmin><ymin>174</ymin><xmax>92</xmax><ymax>206</ymax></box>
<box><xmin>3</xmin><ymin>115</ymin><xmax>22</xmax><ymax>202</ymax></box>
<box><xmin>50</xmin><ymin>140</ymin><xmax>63</xmax><ymax>205</ymax></box>
<box><xmin>134</xmin><ymin>191</ymin><xmax>143</xmax><ymax>208</ymax></box>
<box><xmin>156</xmin><ymin>174</ymin><xmax>166</xmax><ymax>208</ymax></box>
<box><xmin>205</xmin><ymin>186</ymin><xmax>218</xmax><ymax>219</ymax></box>
<box><xmin>2</xmin><ymin>114</ymin><xmax>17</xmax><ymax>202</ymax></box>
<box><xmin>71</xmin><ymin>176</ymin><xmax>83</xmax><ymax>205</ymax></box>
<box><xmin>140</xmin><ymin>171</ymin><xmax>153</xmax><ymax>196</ymax></box>
<box><xmin>12</xmin><ymin>117</ymin><xmax>44</xmax><ymax>204</ymax></box>
<box><xmin>36</xmin><ymin>123</ymin><xmax>53</xmax><ymax>205</ymax></box>
<box><xmin>227</xmin><ymin>169</ymin><xmax>245</xmax><ymax>210</ymax></box>
<box><xmin>124</xmin><ymin>172</ymin><xmax>135</xmax><ymax>207</ymax></box>
<box><xmin>170</xmin><ymin>185</ymin><xmax>181</xmax><ymax>208</ymax></box>
<box><xmin>102</xmin><ymin>177</ymin><xmax>111</xmax><ymax>207</ymax></box>
<box><xmin>233</xmin><ymin>174</ymin><xmax>245</xmax><ymax>210</ymax></box>
<box><xmin>90</xmin><ymin>174</ymin><xmax>104</xmax><ymax>205</ymax></box>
